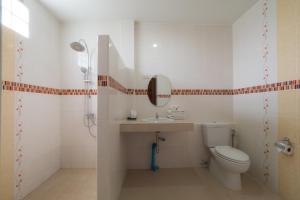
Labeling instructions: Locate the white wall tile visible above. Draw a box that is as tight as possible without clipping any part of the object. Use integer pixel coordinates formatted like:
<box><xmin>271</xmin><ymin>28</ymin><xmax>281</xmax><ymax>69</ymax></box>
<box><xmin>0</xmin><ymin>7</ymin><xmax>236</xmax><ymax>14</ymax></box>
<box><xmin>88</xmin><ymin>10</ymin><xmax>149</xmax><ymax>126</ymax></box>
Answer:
<box><xmin>98</xmin><ymin>36</ymin><xmax>134</xmax><ymax>200</ymax></box>
<box><xmin>22</xmin><ymin>0</ymin><xmax>61</xmax><ymax>88</ymax></box>
<box><xmin>233</xmin><ymin>0</ymin><xmax>278</xmax><ymax>191</ymax></box>
<box><xmin>20</xmin><ymin>0</ymin><xmax>62</xmax><ymax>197</ymax></box>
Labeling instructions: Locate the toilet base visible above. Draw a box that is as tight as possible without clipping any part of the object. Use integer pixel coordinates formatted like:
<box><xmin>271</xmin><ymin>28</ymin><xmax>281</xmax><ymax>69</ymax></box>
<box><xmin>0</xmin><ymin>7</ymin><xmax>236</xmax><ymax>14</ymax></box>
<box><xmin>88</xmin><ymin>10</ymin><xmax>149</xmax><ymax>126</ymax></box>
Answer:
<box><xmin>209</xmin><ymin>158</ymin><xmax>242</xmax><ymax>190</ymax></box>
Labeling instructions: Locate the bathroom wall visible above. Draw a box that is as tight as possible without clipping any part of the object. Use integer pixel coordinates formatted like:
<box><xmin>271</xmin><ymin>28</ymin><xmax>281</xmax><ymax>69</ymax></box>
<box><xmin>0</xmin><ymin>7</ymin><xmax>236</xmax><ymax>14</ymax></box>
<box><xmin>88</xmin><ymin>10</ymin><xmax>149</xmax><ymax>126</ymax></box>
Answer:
<box><xmin>0</xmin><ymin>0</ymin><xmax>62</xmax><ymax>198</ymax></box>
<box><xmin>277</xmin><ymin>0</ymin><xmax>300</xmax><ymax>199</ymax></box>
<box><xmin>60</xmin><ymin>20</ymin><xmax>134</xmax><ymax>168</ymax></box>
<box><xmin>18</xmin><ymin>0</ymin><xmax>62</xmax><ymax>197</ymax></box>
<box><xmin>0</xmin><ymin>26</ymin><xmax>17</xmax><ymax>200</ymax></box>
<box><xmin>126</xmin><ymin>22</ymin><xmax>233</xmax><ymax>169</ymax></box>
<box><xmin>233</xmin><ymin>0</ymin><xmax>278</xmax><ymax>191</ymax></box>
<box><xmin>98</xmin><ymin>36</ymin><xmax>134</xmax><ymax>200</ymax></box>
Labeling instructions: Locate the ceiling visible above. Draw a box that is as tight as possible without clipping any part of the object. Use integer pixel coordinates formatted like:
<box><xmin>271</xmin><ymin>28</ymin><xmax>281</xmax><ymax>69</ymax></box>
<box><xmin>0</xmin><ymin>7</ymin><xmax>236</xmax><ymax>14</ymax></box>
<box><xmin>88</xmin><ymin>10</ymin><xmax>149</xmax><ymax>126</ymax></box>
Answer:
<box><xmin>39</xmin><ymin>0</ymin><xmax>259</xmax><ymax>24</ymax></box>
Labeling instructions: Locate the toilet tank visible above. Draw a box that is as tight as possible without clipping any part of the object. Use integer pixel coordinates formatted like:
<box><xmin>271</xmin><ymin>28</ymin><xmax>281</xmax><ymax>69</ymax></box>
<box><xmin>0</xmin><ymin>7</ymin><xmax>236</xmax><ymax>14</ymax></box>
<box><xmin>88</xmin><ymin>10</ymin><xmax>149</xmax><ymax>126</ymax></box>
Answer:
<box><xmin>202</xmin><ymin>123</ymin><xmax>234</xmax><ymax>147</ymax></box>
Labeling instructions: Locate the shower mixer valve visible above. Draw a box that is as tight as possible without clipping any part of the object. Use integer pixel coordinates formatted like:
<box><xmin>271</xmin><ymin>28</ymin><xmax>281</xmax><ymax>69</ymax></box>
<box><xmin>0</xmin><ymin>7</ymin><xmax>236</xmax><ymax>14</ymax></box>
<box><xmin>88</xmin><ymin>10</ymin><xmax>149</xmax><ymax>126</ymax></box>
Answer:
<box><xmin>86</xmin><ymin>113</ymin><xmax>95</xmax><ymax>119</ymax></box>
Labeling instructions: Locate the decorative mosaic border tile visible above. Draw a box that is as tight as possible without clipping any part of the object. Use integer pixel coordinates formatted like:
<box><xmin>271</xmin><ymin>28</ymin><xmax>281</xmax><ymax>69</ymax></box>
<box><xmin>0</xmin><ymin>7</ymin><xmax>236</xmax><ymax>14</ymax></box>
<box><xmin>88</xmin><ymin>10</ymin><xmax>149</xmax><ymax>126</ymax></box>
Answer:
<box><xmin>134</xmin><ymin>89</ymin><xmax>147</xmax><ymax>95</ymax></box>
<box><xmin>127</xmin><ymin>89</ymin><xmax>135</xmax><ymax>95</ymax></box>
<box><xmin>3</xmin><ymin>78</ymin><xmax>300</xmax><ymax>96</ymax></box>
<box><xmin>98</xmin><ymin>76</ymin><xmax>300</xmax><ymax>96</ymax></box>
<box><xmin>171</xmin><ymin>89</ymin><xmax>233</xmax><ymax>95</ymax></box>
<box><xmin>98</xmin><ymin>75</ymin><xmax>148</xmax><ymax>95</ymax></box>
<box><xmin>60</xmin><ymin>89</ymin><xmax>97</xmax><ymax>96</ymax></box>
<box><xmin>2</xmin><ymin>81</ymin><xmax>97</xmax><ymax>95</ymax></box>
<box><xmin>233</xmin><ymin>80</ymin><xmax>300</xmax><ymax>95</ymax></box>
<box><xmin>98</xmin><ymin>75</ymin><xmax>108</xmax><ymax>87</ymax></box>
<box><xmin>2</xmin><ymin>81</ymin><xmax>61</xmax><ymax>94</ymax></box>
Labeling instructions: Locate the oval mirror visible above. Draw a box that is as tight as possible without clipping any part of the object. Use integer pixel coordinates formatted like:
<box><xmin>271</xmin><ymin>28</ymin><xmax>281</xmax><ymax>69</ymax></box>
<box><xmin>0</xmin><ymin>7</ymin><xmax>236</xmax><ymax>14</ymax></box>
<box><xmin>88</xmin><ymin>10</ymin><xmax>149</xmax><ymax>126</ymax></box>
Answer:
<box><xmin>147</xmin><ymin>75</ymin><xmax>172</xmax><ymax>107</ymax></box>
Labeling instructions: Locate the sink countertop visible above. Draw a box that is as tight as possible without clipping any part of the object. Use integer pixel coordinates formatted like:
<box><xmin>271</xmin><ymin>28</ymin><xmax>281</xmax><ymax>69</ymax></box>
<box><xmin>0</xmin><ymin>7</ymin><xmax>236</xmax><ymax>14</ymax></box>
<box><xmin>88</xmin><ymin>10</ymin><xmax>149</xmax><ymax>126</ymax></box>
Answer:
<box><xmin>120</xmin><ymin>119</ymin><xmax>194</xmax><ymax>133</ymax></box>
<box><xmin>119</xmin><ymin>119</ymin><xmax>193</xmax><ymax>124</ymax></box>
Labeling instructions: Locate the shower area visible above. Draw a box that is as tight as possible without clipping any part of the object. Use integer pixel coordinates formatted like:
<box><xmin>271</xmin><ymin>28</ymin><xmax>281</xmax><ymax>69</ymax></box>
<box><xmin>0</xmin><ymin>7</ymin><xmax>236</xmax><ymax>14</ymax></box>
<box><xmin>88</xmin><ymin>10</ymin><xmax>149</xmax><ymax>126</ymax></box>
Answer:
<box><xmin>70</xmin><ymin>39</ymin><xmax>97</xmax><ymax>139</ymax></box>
<box><xmin>0</xmin><ymin>1</ymin><xmax>134</xmax><ymax>199</ymax></box>
<box><xmin>20</xmin><ymin>37</ymin><xmax>99</xmax><ymax>200</ymax></box>
<box><xmin>0</xmin><ymin>1</ymin><xmax>99</xmax><ymax>199</ymax></box>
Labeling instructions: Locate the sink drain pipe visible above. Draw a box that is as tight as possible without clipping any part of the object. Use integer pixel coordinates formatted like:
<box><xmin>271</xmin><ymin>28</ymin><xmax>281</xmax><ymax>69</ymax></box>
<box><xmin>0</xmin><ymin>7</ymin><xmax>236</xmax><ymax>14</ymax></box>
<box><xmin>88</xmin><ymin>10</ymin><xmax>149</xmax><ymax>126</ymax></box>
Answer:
<box><xmin>151</xmin><ymin>143</ymin><xmax>159</xmax><ymax>172</ymax></box>
<box><xmin>151</xmin><ymin>131</ymin><xmax>166</xmax><ymax>172</ymax></box>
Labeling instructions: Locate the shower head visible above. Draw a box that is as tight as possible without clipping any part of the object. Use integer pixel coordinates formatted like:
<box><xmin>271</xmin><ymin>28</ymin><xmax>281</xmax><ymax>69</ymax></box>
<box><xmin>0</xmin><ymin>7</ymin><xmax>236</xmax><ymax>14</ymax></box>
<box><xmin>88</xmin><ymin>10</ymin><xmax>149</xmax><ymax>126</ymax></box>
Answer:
<box><xmin>70</xmin><ymin>42</ymin><xmax>85</xmax><ymax>52</ymax></box>
<box><xmin>80</xmin><ymin>67</ymin><xmax>88</xmax><ymax>74</ymax></box>
<box><xmin>70</xmin><ymin>39</ymin><xmax>90</xmax><ymax>75</ymax></box>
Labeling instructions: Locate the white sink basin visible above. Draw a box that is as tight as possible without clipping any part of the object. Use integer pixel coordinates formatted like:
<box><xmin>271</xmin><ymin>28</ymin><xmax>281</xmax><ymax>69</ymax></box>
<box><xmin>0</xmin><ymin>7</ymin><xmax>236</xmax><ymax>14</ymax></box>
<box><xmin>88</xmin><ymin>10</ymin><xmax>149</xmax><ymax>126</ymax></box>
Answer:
<box><xmin>142</xmin><ymin>117</ymin><xmax>175</xmax><ymax>123</ymax></box>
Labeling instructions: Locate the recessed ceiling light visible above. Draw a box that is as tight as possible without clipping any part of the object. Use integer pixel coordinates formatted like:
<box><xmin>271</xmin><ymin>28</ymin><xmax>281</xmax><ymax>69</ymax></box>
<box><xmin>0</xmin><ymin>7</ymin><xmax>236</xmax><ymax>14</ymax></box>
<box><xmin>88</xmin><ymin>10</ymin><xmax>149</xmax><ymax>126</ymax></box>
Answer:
<box><xmin>152</xmin><ymin>43</ymin><xmax>158</xmax><ymax>48</ymax></box>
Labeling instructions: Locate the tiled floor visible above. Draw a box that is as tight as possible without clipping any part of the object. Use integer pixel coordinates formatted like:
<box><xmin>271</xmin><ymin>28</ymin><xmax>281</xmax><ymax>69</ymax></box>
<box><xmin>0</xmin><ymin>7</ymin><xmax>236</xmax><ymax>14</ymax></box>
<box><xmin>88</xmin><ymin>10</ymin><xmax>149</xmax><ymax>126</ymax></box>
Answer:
<box><xmin>119</xmin><ymin>168</ymin><xmax>282</xmax><ymax>200</ymax></box>
<box><xmin>24</xmin><ymin>168</ymin><xmax>282</xmax><ymax>200</ymax></box>
<box><xmin>24</xmin><ymin>169</ymin><xmax>96</xmax><ymax>200</ymax></box>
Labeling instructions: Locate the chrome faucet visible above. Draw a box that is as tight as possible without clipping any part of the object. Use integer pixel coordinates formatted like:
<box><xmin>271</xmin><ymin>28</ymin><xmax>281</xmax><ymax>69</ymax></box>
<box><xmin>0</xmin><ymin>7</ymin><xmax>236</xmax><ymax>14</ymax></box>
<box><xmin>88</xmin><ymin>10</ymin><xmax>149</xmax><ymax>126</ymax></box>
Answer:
<box><xmin>155</xmin><ymin>112</ymin><xmax>159</xmax><ymax>120</ymax></box>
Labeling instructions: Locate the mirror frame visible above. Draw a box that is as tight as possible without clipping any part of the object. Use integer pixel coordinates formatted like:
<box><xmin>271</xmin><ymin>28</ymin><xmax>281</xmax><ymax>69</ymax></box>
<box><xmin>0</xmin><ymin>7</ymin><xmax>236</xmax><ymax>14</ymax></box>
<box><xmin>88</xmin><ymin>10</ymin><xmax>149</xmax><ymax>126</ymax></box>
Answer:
<box><xmin>147</xmin><ymin>75</ymin><xmax>172</xmax><ymax>107</ymax></box>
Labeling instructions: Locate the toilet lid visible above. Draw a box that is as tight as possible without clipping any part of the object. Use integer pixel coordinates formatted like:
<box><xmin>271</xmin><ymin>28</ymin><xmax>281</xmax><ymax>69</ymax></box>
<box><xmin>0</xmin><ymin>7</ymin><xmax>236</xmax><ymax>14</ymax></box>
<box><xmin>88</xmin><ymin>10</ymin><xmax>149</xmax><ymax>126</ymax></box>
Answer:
<box><xmin>215</xmin><ymin>146</ymin><xmax>249</xmax><ymax>163</ymax></box>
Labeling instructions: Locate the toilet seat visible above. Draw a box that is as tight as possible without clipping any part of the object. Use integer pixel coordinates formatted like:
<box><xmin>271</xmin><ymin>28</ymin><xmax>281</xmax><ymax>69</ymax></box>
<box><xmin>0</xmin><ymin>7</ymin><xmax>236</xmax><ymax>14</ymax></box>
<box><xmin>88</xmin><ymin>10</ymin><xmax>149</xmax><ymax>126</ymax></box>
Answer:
<box><xmin>215</xmin><ymin>146</ymin><xmax>249</xmax><ymax>164</ymax></box>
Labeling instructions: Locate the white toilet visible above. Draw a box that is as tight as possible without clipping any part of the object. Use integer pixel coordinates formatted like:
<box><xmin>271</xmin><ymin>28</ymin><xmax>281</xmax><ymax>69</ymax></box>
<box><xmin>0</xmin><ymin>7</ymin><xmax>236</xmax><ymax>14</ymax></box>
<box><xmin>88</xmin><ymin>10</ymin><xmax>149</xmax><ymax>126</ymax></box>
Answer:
<box><xmin>202</xmin><ymin>123</ymin><xmax>250</xmax><ymax>190</ymax></box>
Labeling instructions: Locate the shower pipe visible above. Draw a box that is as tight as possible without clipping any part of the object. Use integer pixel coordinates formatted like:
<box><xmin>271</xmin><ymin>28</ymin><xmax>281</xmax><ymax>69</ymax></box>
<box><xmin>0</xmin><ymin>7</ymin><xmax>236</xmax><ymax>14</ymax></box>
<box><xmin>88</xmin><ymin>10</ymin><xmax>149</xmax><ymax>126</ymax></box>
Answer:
<box><xmin>70</xmin><ymin>39</ymin><xmax>96</xmax><ymax>138</ymax></box>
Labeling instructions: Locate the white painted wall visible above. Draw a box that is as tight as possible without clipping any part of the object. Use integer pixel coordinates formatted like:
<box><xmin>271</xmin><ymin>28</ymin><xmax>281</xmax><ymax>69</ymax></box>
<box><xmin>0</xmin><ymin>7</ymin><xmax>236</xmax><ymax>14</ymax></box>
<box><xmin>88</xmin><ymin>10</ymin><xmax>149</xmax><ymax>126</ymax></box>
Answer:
<box><xmin>127</xmin><ymin>22</ymin><xmax>234</xmax><ymax>169</ymax></box>
<box><xmin>21</xmin><ymin>0</ymin><xmax>61</xmax><ymax>197</ymax></box>
<box><xmin>60</xmin><ymin>20</ymin><xmax>134</xmax><ymax>168</ymax></box>
<box><xmin>135</xmin><ymin>23</ymin><xmax>233</xmax><ymax>89</ymax></box>
<box><xmin>233</xmin><ymin>0</ymin><xmax>278</xmax><ymax>191</ymax></box>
